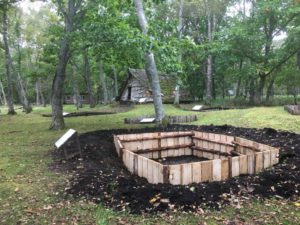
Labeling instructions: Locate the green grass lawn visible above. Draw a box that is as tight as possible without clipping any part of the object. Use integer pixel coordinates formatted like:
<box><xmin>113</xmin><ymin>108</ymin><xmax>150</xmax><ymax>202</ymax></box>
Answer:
<box><xmin>0</xmin><ymin>104</ymin><xmax>299</xmax><ymax>224</ymax></box>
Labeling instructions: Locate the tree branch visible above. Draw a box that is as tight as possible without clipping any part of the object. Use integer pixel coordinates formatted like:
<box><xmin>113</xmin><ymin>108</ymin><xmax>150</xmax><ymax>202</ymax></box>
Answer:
<box><xmin>56</xmin><ymin>0</ymin><xmax>67</xmax><ymax>17</ymax></box>
<box><xmin>266</xmin><ymin>48</ymin><xmax>300</xmax><ymax>76</ymax></box>
<box><xmin>272</xmin><ymin>13</ymin><xmax>300</xmax><ymax>39</ymax></box>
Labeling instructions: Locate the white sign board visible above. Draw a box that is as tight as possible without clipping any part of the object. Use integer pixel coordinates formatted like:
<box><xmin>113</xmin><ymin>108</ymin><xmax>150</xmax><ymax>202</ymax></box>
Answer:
<box><xmin>55</xmin><ymin>129</ymin><xmax>76</xmax><ymax>148</ymax></box>
<box><xmin>63</xmin><ymin>112</ymin><xmax>70</xmax><ymax>116</ymax></box>
<box><xmin>138</xmin><ymin>98</ymin><xmax>147</xmax><ymax>103</ymax></box>
<box><xmin>192</xmin><ymin>105</ymin><xmax>203</xmax><ymax>111</ymax></box>
<box><xmin>140</xmin><ymin>118</ymin><xmax>156</xmax><ymax>123</ymax></box>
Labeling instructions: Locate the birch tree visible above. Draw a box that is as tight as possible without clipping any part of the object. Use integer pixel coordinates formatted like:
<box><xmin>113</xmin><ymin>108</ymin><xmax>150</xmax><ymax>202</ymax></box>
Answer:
<box><xmin>134</xmin><ymin>0</ymin><xmax>164</xmax><ymax>124</ymax></box>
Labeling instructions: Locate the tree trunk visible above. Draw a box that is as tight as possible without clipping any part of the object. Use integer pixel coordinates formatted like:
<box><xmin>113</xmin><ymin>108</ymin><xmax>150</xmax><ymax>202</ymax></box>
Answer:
<box><xmin>36</xmin><ymin>81</ymin><xmax>41</xmax><ymax>106</ymax></box>
<box><xmin>249</xmin><ymin>77</ymin><xmax>255</xmax><ymax>105</ymax></box>
<box><xmin>112</xmin><ymin>65</ymin><xmax>118</xmax><ymax>97</ymax></box>
<box><xmin>83</xmin><ymin>49</ymin><xmax>95</xmax><ymax>108</ymax></box>
<box><xmin>174</xmin><ymin>85</ymin><xmax>180</xmax><ymax>105</ymax></box>
<box><xmin>254</xmin><ymin>73</ymin><xmax>266</xmax><ymax>105</ymax></box>
<box><xmin>134</xmin><ymin>0</ymin><xmax>164</xmax><ymax>124</ymax></box>
<box><xmin>0</xmin><ymin>80</ymin><xmax>7</xmax><ymax>106</ymax></box>
<box><xmin>266</xmin><ymin>74</ymin><xmax>276</xmax><ymax>102</ymax></box>
<box><xmin>71</xmin><ymin>64</ymin><xmax>82</xmax><ymax>109</ymax></box>
<box><xmin>39</xmin><ymin>78</ymin><xmax>46</xmax><ymax>107</ymax></box>
<box><xmin>98</xmin><ymin>62</ymin><xmax>108</xmax><ymax>104</ymax></box>
<box><xmin>146</xmin><ymin>53</ymin><xmax>165</xmax><ymax>123</ymax></box>
<box><xmin>174</xmin><ymin>0</ymin><xmax>184</xmax><ymax>105</ymax></box>
<box><xmin>2</xmin><ymin>3</ymin><xmax>15</xmax><ymax>115</ymax></box>
<box><xmin>205</xmin><ymin>10</ymin><xmax>213</xmax><ymax>103</ymax></box>
<box><xmin>15</xmin><ymin>11</ymin><xmax>32</xmax><ymax>113</ymax></box>
<box><xmin>16</xmin><ymin>72</ymin><xmax>32</xmax><ymax>113</ymax></box>
<box><xmin>50</xmin><ymin>0</ymin><xmax>76</xmax><ymax>130</ymax></box>
<box><xmin>297</xmin><ymin>49</ymin><xmax>300</xmax><ymax>70</ymax></box>
<box><xmin>35</xmin><ymin>78</ymin><xmax>45</xmax><ymax>106</ymax></box>
<box><xmin>235</xmin><ymin>59</ymin><xmax>243</xmax><ymax>98</ymax></box>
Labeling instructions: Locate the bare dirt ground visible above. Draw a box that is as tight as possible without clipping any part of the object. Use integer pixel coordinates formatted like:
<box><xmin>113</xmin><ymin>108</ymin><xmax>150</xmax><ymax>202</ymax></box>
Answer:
<box><xmin>50</xmin><ymin>125</ymin><xmax>300</xmax><ymax>214</ymax></box>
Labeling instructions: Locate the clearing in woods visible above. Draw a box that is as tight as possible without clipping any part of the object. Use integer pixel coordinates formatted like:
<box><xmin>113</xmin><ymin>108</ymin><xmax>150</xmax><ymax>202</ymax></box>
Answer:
<box><xmin>0</xmin><ymin>104</ymin><xmax>300</xmax><ymax>224</ymax></box>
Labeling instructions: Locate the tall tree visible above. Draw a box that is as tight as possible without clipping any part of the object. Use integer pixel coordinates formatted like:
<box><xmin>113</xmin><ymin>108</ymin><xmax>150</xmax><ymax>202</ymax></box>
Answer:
<box><xmin>134</xmin><ymin>0</ymin><xmax>165</xmax><ymax>124</ymax></box>
<box><xmin>14</xmin><ymin>10</ymin><xmax>32</xmax><ymax>113</ymax></box>
<box><xmin>174</xmin><ymin>0</ymin><xmax>184</xmax><ymax>105</ymax></box>
<box><xmin>0</xmin><ymin>80</ymin><xmax>7</xmax><ymax>105</ymax></box>
<box><xmin>98</xmin><ymin>61</ymin><xmax>108</xmax><ymax>104</ymax></box>
<box><xmin>82</xmin><ymin>48</ymin><xmax>95</xmax><ymax>108</ymax></box>
<box><xmin>1</xmin><ymin>0</ymin><xmax>16</xmax><ymax>114</ymax></box>
<box><xmin>50</xmin><ymin>0</ymin><xmax>82</xmax><ymax>130</ymax></box>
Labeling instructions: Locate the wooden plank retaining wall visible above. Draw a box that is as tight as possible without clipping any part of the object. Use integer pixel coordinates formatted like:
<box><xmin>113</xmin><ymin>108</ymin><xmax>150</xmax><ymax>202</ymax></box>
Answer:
<box><xmin>114</xmin><ymin>131</ymin><xmax>280</xmax><ymax>185</ymax></box>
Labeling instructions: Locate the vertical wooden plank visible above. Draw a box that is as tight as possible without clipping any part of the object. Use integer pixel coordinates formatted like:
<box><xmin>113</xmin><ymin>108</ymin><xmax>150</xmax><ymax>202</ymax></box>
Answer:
<box><xmin>179</xmin><ymin>136</ymin><xmax>185</xmax><ymax>147</ymax></box>
<box><xmin>168</xmin><ymin>149</ymin><xmax>175</xmax><ymax>157</ymax></box>
<box><xmin>247</xmin><ymin>154</ymin><xmax>255</xmax><ymax>174</ymax></box>
<box><xmin>192</xmin><ymin>162</ymin><xmax>202</xmax><ymax>183</ymax></box>
<box><xmin>169</xmin><ymin>164</ymin><xmax>181</xmax><ymax>185</ymax></box>
<box><xmin>263</xmin><ymin>150</ymin><xmax>271</xmax><ymax>168</ymax></box>
<box><xmin>212</xmin><ymin>159</ymin><xmax>222</xmax><ymax>181</ymax></box>
<box><xmin>220</xmin><ymin>144</ymin><xmax>226</xmax><ymax>153</ymax></box>
<box><xmin>208</xmin><ymin>133</ymin><xmax>215</xmax><ymax>151</ymax></box>
<box><xmin>173</xmin><ymin>149</ymin><xmax>179</xmax><ymax>157</ymax></box>
<box><xmin>161</xmin><ymin>149</ymin><xmax>168</xmax><ymax>158</ymax></box>
<box><xmin>239</xmin><ymin>155</ymin><xmax>248</xmax><ymax>175</ymax></box>
<box><xmin>231</xmin><ymin>157</ymin><xmax>240</xmax><ymax>177</ymax></box>
<box><xmin>129</xmin><ymin>151</ymin><xmax>135</xmax><ymax>174</ymax></box>
<box><xmin>197</xmin><ymin>150</ymin><xmax>204</xmax><ymax>158</ymax></box>
<box><xmin>152</xmin><ymin>151</ymin><xmax>159</xmax><ymax>159</ymax></box>
<box><xmin>177</xmin><ymin>148</ymin><xmax>183</xmax><ymax>156</ymax></box>
<box><xmin>167</xmin><ymin>137</ymin><xmax>173</xmax><ymax>148</ymax></box>
<box><xmin>201</xmin><ymin>161</ymin><xmax>213</xmax><ymax>182</ymax></box>
<box><xmin>255</xmin><ymin>152</ymin><xmax>263</xmax><ymax>173</ymax></box>
<box><xmin>122</xmin><ymin>149</ymin><xmax>127</xmax><ymax>168</ymax></box>
<box><xmin>147</xmin><ymin>160</ymin><xmax>154</xmax><ymax>183</ymax></box>
<box><xmin>182</xmin><ymin>163</ymin><xmax>192</xmax><ymax>185</ymax></box>
<box><xmin>161</xmin><ymin>137</ymin><xmax>167</xmax><ymax>149</ymax></box>
<box><xmin>113</xmin><ymin>135</ymin><xmax>120</xmax><ymax>156</ymax></box>
<box><xmin>137</xmin><ymin>156</ymin><xmax>143</xmax><ymax>177</ymax></box>
<box><xmin>152</xmin><ymin>162</ymin><xmax>159</xmax><ymax>184</ymax></box>
<box><xmin>158</xmin><ymin>164</ymin><xmax>164</xmax><ymax>184</ymax></box>
<box><xmin>221</xmin><ymin>159</ymin><xmax>229</xmax><ymax>180</ymax></box>
<box><xmin>133</xmin><ymin>154</ymin><xmax>138</xmax><ymax>174</ymax></box>
<box><xmin>213</xmin><ymin>153</ymin><xmax>220</xmax><ymax>159</ymax></box>
<box><xmin>270</xmin><ymin>148</ymin><xmax>279</xmax><ymax>165</ymax></box>
<box><xmin>142</xmin><ymin>157</ymin><xmax>148</xmax><ymax>178</ymax></box>
<box><xmin>185</xmin><ymin>148</ymin><xmax>192</xmax><ymax>155</ymax></box>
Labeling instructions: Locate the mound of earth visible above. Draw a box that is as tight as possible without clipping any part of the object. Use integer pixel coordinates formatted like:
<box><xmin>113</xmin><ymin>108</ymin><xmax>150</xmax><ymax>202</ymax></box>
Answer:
<box><xmin>50</xmin><ymin>125</ymin><xmax>300</xmax><ymax>214</ymax></box>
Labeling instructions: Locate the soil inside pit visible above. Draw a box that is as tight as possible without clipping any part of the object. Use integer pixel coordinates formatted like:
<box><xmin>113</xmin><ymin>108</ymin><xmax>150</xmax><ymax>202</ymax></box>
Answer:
<box><xmin>50</xmin><ymin>125</ymin><xmax>300</xmax><ymax>214</ymax></box>
<box><xmin>154</xmin><ymin>155</ymin><xmax>209</xmax><ymax>165</ymax></box>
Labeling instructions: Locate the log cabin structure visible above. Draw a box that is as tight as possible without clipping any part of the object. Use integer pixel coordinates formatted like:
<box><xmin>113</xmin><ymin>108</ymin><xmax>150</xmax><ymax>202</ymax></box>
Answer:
<box><xmin>118</xmin><ymin>69</ymin><xmax>190</xmax><ymax>103</ymax></box>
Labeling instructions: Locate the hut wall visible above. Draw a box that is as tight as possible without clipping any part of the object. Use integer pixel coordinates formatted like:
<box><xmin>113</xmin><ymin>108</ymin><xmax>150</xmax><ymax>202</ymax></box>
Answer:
<box><xmin>120</xmin><ymin>78</ymin><xmax>151</xmax><ymax>102</ymax></box>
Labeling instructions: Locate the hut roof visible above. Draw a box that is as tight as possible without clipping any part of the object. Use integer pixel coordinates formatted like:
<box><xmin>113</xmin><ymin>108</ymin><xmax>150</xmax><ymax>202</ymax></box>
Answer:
<box><xmin>118</xmin><ymin>68</ymin><xmax>177</xmax><ymax>100</ymax></box>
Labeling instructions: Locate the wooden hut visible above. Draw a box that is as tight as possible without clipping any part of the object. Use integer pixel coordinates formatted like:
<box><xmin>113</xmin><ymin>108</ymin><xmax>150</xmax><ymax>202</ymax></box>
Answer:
<box><xmin>118</xmin><ymin>69</ymin><xmax>190</xmax><ymax>103</ymax></box>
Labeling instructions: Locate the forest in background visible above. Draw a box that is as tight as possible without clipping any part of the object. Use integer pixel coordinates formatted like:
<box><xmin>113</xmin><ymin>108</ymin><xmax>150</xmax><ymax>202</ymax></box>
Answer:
<box><xmin>0</xmin><ymin>0</ymin><xmax>299</xmax><ymax>123</ymax></box>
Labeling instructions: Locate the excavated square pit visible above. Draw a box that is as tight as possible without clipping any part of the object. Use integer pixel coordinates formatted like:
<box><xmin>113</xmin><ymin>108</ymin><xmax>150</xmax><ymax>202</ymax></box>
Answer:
<box><xmin>114</xmin><ymin>131</ymin><xmax>279</xmax><ymax>185</ymax></box>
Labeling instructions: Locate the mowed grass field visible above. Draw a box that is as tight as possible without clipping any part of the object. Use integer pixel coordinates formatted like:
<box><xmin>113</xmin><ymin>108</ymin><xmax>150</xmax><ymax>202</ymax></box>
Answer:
<box><xmin>0</xmin><ymin>104</ymin><xmax>299</xmax><ymax>224</ymax></box>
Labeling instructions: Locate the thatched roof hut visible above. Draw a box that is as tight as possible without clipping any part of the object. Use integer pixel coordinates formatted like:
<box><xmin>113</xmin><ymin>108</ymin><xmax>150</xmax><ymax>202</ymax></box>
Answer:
<box><xmin>118</xmin><ymin>68</ymin><xmax>185</xmax><ymax>103</ymax></box>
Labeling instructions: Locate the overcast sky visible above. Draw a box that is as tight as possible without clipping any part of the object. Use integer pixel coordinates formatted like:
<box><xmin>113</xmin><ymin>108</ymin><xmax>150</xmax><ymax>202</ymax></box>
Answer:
<box><xmin>18</xmin><ymin>0</ymin><xmax>46</xmax><ymax>13</ymax></box>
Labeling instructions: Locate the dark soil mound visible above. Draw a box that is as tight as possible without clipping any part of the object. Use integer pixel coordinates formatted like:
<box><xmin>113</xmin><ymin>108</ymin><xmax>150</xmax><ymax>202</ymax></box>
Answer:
<box><xmin>50</xmin><ymin>125</ymin><xmax>300</xmax><ymax>214</ymax></box>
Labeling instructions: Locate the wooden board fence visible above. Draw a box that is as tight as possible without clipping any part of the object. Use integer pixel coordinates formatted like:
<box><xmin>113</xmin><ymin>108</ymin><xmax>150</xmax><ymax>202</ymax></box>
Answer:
<box><xmin>113</xmin><ymin>130</ymin><xmax>280</xmax><ymax>185</ymax></box>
